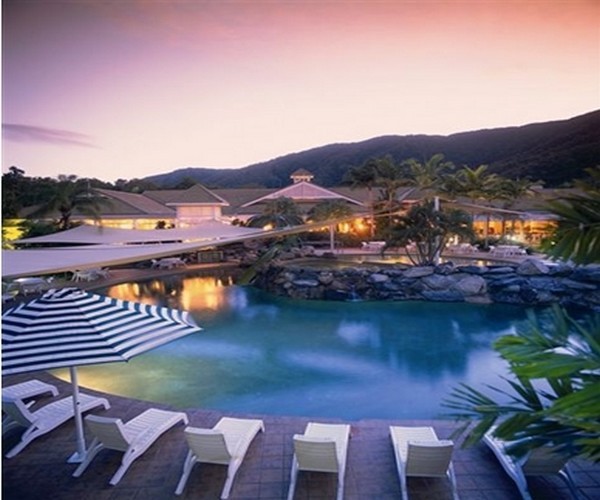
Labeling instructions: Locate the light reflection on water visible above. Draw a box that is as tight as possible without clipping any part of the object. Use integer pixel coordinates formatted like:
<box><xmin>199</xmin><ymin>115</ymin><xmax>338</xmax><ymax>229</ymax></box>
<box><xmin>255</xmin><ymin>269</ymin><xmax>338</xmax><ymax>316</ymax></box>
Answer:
<box><xmin>52</xmin><ymin>272</ymin><xmax>535</xmax><ymax>420</ymax></box>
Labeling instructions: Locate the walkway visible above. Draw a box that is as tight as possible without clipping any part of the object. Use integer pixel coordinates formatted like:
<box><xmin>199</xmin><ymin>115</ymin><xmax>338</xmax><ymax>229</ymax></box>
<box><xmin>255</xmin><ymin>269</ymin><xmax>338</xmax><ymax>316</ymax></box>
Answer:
<box><xmin>3</xmin><ymin>372</ymin><xmax>600</xmax><ymax>500</ymax></box>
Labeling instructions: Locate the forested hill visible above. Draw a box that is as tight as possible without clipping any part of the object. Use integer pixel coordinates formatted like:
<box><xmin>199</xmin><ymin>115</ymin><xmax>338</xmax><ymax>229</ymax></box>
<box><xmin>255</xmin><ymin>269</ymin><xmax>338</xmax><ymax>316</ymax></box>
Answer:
<box><xmin>145</xmin><ymin>110</ymin><xmax>600</xmax><ymax>188</ymax></box>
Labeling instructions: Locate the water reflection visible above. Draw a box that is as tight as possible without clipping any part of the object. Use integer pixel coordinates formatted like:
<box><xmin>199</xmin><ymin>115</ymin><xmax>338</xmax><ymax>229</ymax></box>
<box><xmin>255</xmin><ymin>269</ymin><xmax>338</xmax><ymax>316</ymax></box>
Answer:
<box><xmin>69</xmin><ymin>273</ymin><xmax>537</xmax><ymax>419</ymax></box>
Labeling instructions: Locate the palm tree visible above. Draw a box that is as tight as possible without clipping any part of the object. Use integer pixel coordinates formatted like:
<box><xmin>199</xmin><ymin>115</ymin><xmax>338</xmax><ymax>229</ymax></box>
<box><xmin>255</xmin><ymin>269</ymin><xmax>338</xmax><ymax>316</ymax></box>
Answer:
<box><xmin>28</xmin><ymin>175</ymin><xmax>106</xmax><ymax>231</ymax></box>
<box><xmin>453</xmin><ymin>165</ymin><xmax>503</xmax><ymax>246</ymax></box>
<box><xmin>246</xmin><ymin>197</ymin><xmax>304</xmax><ymax>229</ymax></box>
<box><xmin>307</xmin><ymin>199</ymin><xmax>355</xmax><ymax>251</ymax></box>
<box><xmin>495</xmin><ymin>177</ymin><xmax>537</xmax><ymax>239</ymax></box>
<box><xmin>443</xmin><ymin>168</ymin><xmax>600</xmax><ymax>463</ymax></box>
<box><xmin>444</xmin><ymin>306</ymin><xmax>600</xmax><ymax>462</ymax></box>
<box><xmin>542</xmin><ymin>167</ymin><xmax>600</xmax><ymax>265</ymax></box>
<box><xmin>402</xmin><ymin>153</ymin><xmax>455</xmax><ymax>200</ymax></box>
<box><xmin>344</xmin><ymin>160</ymin><xmax>379</xmax><ymax>237</ymax></box>
<box><xmin>386</xmin><ymin>200</ymin><xmax>474</xmax><ymax>266</ymax></box>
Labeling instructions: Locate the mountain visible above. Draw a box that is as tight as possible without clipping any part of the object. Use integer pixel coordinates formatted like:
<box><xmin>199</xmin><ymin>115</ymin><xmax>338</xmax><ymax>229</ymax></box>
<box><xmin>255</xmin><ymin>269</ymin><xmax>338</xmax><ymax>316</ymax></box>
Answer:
<box><xmin>145</xmin><ymin>110</ymin><xmax>600</xmax><ymax>188</ymax></box>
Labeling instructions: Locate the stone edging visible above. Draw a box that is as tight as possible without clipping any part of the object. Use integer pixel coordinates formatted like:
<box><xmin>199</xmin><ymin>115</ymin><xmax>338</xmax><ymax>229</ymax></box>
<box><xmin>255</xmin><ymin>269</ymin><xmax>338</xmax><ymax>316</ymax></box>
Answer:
<box><xmin>252</xmin><ymin>259</ymin><xmax>600</xmax><ymax>311</ymax></box>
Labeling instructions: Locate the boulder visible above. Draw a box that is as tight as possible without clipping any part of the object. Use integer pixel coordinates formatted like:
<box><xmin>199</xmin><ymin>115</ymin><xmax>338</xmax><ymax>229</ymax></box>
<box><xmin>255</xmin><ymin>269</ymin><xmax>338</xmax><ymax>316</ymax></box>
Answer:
<box><xmin>403</xmin><ymin>266</ymin><xmax>435</xmax><ymax>278</ymax></box>
<box><xmin>453</xmin><ymin>276</ymin><xmax>487</xmax><ymax>296</ymax></box>
<box><xmin>516</xmin><ymin>259</ymin><xmax>550</xmax><ymax>276</ymax></box>
<box><xmin>369</xmin><ymin>273</ymin><xmax>390</xmax><ymax>284</ymax></box>
<box><xmin>422</xmin><ymin>274</ymin><xmax>455</xmax><ymax>290</ymax></box>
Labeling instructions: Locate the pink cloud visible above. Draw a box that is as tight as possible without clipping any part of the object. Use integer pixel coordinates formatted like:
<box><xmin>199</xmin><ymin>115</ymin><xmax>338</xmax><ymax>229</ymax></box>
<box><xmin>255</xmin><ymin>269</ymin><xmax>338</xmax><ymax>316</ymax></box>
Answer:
<box><xmin>3</xmin><ymin>124</ymin><xmax>97</xmax><ymax>148</ymax></box>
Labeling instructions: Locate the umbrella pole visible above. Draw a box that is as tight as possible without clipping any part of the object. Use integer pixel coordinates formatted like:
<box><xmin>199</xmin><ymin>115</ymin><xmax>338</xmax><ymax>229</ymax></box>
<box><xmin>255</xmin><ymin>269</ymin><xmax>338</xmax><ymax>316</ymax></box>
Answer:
<box><xmin>67</xmin><ymin>366</ymin><xmax>87</xmax><ymax>463</ymax></box>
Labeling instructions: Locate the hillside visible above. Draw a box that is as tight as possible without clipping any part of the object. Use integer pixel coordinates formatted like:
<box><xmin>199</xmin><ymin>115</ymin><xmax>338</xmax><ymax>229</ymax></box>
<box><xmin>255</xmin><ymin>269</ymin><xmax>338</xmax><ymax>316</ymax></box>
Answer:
<box><xmin>145</xmin><ymin>110</ymin><xmax>600</xmax><ymax>188</ymax></box>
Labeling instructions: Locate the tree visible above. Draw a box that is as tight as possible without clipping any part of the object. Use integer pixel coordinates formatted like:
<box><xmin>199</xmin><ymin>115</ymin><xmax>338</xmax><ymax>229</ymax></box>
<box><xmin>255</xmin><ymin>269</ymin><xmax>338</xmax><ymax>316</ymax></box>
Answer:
<box><xmin>443</xmin><ymin>168</ymin><xmax>600</xmax><ymax>463</ymax></box>
<box><xmin>444</xmin><ymin>306</ymin><xmax>600</xmax><ymax>462</ymax></box>
<box><xmin>246</xmin><ymin>197</ymin><xmax>303</xmax><ymax>229</ymax></box>
<box><xmin>496</xmin><ymin>177</ymin><xmax>537</xmax><ymax>239</ymax></box>
<box><xmin>542</xmin><ymin>167</ymin><xmax>600</xmax><ymax>265</ymax></box>
<box><xmin>2</xmin><ymin>166</ymin><xmax>26</xmax><ymax>217</ymax></box>
<box><xmin>344</xmin><ymin>160</ymin><xmax>379</xmax><ymax>237</ymax></box>
<box><xmin>28</xmin><ymin>175</ymin><xmax>107</xmax><ymax>230</ymax></box>
<box><xmin>307</xmin><ymin>200</ymin><xmax>355</xmax><ymax>251</ymax></box>
<box><xmin>402</xmin><ymin>153</ymin><xmax>455</xmax><ymax>199</ymax></box>
<box><xmin>452</xmin><ymin>165</ymin><xmax>504</xmax><ymax>246</ymax></box>
<box><xmin>385</xmin><ymin>200</ymin><xmax>474</xmax><ymax>266</ymax></box>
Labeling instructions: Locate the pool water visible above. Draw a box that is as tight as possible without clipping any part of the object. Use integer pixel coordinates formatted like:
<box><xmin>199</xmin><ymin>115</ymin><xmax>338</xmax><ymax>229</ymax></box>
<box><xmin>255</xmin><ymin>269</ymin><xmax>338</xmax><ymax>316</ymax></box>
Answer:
<box><xmin>53</xmin><ymin>273</ymin><xmax>536</xmax><ymax>420</ymax></box>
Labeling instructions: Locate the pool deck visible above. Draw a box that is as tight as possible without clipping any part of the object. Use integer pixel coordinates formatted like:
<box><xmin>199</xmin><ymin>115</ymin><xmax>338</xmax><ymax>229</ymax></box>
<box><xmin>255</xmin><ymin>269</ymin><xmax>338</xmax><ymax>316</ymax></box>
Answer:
<box><xmin>3</xmin><ymin>372</ymin><xmax>600</xmax><ymax>500</ymax></box>
<box><xmin>4</xmin><ymin>256</ymin><xmax>599</xmax><ymax>499</ymax></box>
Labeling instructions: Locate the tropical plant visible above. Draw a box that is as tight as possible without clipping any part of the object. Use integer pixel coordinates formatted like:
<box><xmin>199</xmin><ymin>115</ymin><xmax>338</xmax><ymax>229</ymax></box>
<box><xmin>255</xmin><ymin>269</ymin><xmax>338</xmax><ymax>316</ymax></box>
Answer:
<box><xmin>344</xmin><ymin>159</ymin><xmax>380</xmax><ymax>237</ymax></box>
<box><xmin>451</xmin><ymin>165</ymin><xmax>504</xmax><ymax>247</ymax></box>
<box><xmin>385</xmin><ymin>200</ymin><xmax>474</xmax><ymax>266</ymax></box>
<box><xmin>245</xmin><ymin>197</ymin><xmax>304</xmax><ymax>229</ymax></box>
<box><xmin>542</xmin><ymin>167</ymin><xmax>600</xmax><ymax>265</ymax></box>
<box><xmin>444</xmin><ymin>306</ymin><xmax>600</xmax><ymax>462</ymax></box>
<box><xmin>496</xmin><ymin>177</ymin><xmax>538</xmax><ymax>239</ymax></box>
<box><xmin>401</xmin><ymin>153</ymin><xmax>455</xmax><ymax>199</ymax></box>
<box><xmin>27</xmin><ymin>175</ymin><xmax>107</xmax><ymax>230</ymax></box>
<box><xmin>307</xmin><ymin>199</ymin><xmax>354</xmax><ymax>223</ymax></box>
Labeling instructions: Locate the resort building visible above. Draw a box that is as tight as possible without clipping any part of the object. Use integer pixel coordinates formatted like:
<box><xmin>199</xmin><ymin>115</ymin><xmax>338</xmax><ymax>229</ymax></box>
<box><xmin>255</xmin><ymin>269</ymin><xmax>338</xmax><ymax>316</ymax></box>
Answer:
<box><xmin>14</xmin><ymin>169</ymin><xmax>562</xmax><ymax>246</ymax></box>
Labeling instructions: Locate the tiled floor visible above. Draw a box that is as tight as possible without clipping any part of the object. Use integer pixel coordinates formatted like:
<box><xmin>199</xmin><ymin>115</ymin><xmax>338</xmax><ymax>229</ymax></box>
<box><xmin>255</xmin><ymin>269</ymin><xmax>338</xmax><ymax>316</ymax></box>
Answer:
<box><xmin>3</xmin><ymin>372</ymin><xmax>599</xmax><ymax>500</ymax></box>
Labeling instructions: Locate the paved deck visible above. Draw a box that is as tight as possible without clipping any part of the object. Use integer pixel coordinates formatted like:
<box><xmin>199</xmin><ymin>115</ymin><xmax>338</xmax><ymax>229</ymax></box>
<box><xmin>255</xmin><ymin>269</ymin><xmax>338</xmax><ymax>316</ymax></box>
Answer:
<box><xmin>3</xmin><ymin>372</ymin><xmax>600</xmax><ymax>500</ymax></box>
<box><xmin>4</xmin><ymin>258</ymin><xmax>599</xmax><ymax>499</ymax></box>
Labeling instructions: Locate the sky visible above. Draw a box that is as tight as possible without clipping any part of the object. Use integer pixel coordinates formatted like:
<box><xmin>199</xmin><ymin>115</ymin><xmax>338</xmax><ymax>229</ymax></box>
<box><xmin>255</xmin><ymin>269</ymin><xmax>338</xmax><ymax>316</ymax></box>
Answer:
<box><xmin>2</xmin><ymin>0</ymin><xmax>599</xmax><ymax>183</ymax></box>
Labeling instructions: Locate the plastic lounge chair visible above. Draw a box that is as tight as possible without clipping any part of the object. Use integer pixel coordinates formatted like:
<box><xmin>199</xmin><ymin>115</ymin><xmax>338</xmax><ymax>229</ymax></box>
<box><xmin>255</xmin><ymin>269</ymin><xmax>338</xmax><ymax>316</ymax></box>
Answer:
<box><xmin>389</xmin><ymin>426</ymin><xmax>458</xmax><ymax>500</ymax></box>
<box><xmin>2</xmin><ymin>379</ymin><xmax>59</xmax><ymax>401</ymax></box>
<box><xmin>175</xmin><ymin>417</ymin><xmax>265</xmax><ymax>499</ymax></box>
<box><xmin>483</xmin><ymin>427</ymin><xmax>579</xmax><ymax>500</ymax></box>
<box><xmin>287</xmin><ymin>422</ymin><xmax>351</xmax><ymax>500</ymax></box>
<box><xmin>2</xmin><ymin>379</ymin><xmax>60</xmax><ymax>433</ymax></box>
<box><xmin>3</xmin><ymin>392</ymin><xmax>110</xmax><ymax>458</ymax></box>
<box><xmin>73</xmin><ymin>408</ymin><xmax>189</xmax><ymax>485</ymax></box>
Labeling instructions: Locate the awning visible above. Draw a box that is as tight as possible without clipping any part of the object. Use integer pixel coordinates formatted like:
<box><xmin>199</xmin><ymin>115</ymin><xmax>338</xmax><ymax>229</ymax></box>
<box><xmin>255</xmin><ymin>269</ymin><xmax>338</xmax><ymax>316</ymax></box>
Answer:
<box><xmin>14</xmin><ymin>221</ymin><xmax>263</xmax><ymax>246</ymax></box>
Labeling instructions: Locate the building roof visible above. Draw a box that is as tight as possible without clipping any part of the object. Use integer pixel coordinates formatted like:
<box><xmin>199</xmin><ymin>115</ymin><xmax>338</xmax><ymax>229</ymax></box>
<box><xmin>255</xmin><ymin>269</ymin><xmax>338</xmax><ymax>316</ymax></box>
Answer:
<box><xmin>144</xmin><ymin>184</ymin><xmax>229</xmax><ymax>206</ymax></box>
<box><xmin>240</xmin><ymin>181</ymin><xmax>365</xmax><ymax>207</ymax></box>
<box><xmin>95</xmin><ymin>188</ymin><xmax>175</xmax><ymax>215</ymax></box>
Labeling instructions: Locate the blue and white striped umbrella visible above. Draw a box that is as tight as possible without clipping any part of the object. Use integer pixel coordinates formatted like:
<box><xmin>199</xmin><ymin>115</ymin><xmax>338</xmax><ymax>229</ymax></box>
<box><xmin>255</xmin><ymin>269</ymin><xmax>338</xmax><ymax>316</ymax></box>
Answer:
<box><xmin>2</xmin><ymin>287</ymin><xmax>202</xmax><ymax>461</ymax></box>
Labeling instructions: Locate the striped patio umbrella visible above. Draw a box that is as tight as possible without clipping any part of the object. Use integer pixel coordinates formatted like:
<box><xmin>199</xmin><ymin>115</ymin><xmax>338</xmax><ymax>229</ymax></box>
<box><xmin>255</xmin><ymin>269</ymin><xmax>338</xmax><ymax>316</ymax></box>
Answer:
<box><xmin>2</xmin><ymin>287</ymin><xmax>202</xmax><ymax>462</ymax></box>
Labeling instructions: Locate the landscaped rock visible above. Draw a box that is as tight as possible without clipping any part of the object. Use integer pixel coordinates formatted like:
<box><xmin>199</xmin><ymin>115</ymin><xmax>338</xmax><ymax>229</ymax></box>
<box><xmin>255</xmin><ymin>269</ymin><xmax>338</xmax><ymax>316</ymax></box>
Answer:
<box><xmin>453</xmin><ymin>276</ymin><xmax>487</xmax><ymax>296</ymax></box>
<box><xmin>252</xmin><ymin>261</ymin><xmax>599</xmax><ymax>311</ymax></box>
<box><xmin>517</xmin><ymin>259</ymin><xmax>550</xmax><ymax>276</ymax></box>
<box><xmin>369</xmin><ymin>273</ymin><xmax>389</xmax><ymax>284</ymax></box>
<box><xmin>422</xmin><ymin>274</ymin><xmax>455</xmax><ymax>290</ymax></box>
<box><xmin>403</xmin><ymin>266</ymin><xmax>435</xmax><ymax>278</ymax></box>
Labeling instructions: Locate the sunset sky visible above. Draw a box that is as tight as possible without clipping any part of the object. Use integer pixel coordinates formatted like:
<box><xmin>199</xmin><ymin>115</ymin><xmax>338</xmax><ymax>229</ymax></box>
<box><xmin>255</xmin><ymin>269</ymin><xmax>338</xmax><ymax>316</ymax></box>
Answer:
<box><xmin>2</xmin><ymin>0</ymin><xmax>599</xmax><ymax>182</ymax></box>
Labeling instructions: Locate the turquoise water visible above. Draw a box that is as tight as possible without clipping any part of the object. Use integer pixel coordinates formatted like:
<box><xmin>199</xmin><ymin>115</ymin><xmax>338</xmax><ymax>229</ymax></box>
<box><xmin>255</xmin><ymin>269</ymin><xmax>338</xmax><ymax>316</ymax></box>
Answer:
<box><xmin>53</xmin><ymin>273</ymin><xmax>535</xmax><ymax>420</ymax></box>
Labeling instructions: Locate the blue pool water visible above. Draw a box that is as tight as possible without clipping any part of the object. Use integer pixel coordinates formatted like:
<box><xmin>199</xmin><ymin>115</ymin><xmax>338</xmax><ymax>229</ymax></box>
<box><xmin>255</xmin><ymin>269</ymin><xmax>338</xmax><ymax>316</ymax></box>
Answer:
<box><xmin>53</xmin><ymin>272</ymin><xmax>537</xmax><ymax>420</ymax></box>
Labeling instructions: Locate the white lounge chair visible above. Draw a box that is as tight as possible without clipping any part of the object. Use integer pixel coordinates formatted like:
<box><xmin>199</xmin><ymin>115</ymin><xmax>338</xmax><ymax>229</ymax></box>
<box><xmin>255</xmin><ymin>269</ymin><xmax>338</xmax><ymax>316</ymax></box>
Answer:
<box><xmin>483</xmin><ymin>427</ymin><xmax>579</xmax><ymax>500</ymax></box>
<box><xmin>175</xmin><ymin>417</ymin><xmax>264</xmax><ymax>499</ymax></box>
<box><xmin>3</xmin><ymin>393</ymin><xmax>110</xmax><ymax>458</ymax></box>
<box><xmin>389</xmin><ymin>426</ymin><xmax>458</xmax><ymax>500</ymax></box>
<box><xmin>287</xmin><ymin>422</ymin><xmax>351</xmax><ymax>500</ymax></box>
<box><xmin>2</xmin><ymin>379</ymin><xmax>59</xmax><ymax>401</ymax></box>
<box><xmin>3</xmin><ymin>379</ymin><xmax>60</xmax><ymax>433</ymax></box>
<box><xmin>73</xmin><ymin>408</ymin><xmax>189</xmax><ymax>485</ymax></box>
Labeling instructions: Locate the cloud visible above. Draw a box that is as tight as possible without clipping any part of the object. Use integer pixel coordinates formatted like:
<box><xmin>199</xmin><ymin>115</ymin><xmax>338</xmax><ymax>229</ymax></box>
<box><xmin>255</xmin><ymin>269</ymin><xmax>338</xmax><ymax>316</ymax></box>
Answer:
<box><xmin>2</xmin><ymin>123</ymin><xmax>97</xmax><ymax>148</ymax></box>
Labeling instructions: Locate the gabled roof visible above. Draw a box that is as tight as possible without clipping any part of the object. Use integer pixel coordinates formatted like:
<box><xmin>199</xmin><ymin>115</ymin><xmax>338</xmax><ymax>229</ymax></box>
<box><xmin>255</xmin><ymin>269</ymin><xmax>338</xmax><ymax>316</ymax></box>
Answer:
<box><xmin>94</xmin><ymin>188</ymin><xmax>175</xmax><ymax>215</ymax></box>
<box><xmin>240</xmin><ymin>181</ymin><xmax>364</xmax><ymax>207</ymax></box>
<box><xmin>144</xmin><ymin>184</ymin><xmax>229</xmax><ymax>206</ymax></box>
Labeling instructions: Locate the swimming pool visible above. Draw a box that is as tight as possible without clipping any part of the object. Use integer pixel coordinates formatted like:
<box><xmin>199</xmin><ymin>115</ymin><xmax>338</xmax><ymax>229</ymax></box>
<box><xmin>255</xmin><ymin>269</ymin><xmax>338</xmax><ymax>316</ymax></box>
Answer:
<box><xmin>53</xmin><ymin>272</ymin><xmax>536</xmax><ymax>420</ymax></box>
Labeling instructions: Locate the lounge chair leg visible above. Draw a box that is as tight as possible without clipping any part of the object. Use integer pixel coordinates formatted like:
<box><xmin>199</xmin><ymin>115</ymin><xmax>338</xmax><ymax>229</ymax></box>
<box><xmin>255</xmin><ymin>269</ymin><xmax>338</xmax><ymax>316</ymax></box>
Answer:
<box><xmin>109</xmin><ymin>450</ymin><xmax>137</xmax><ymax>485</ymax></box>
<box><xmin>175</xmin><ymin>450</ymin><xmax>196</xmax><ymax>495</ymax></box>
<box><xmin>5</xmin><ymin>426</ymin><xmax>42</xmax><ymax>458</ymax></box>
<box><xmin>559</xmin><ymin>467</ymin><xmax>580</xmax><ymax>500</ymax></box>
<box><xmin>287</xmin><ymin>460</ymin><xmax>298</xmax><ymax>500</ymax></box>
<box><xmin>337</xmin><ymin>471</ymin><xmax>345</xmax><ymax>500</ymax></box>
<box><xmin>221</xmin><ymin>465</ymin><xmax>238</xmax><ymax>499</ymax></box>
<box><xmin>73</xmin><ymin>439</ymin><xmax>104</xmax><ymax>477</ymax></box>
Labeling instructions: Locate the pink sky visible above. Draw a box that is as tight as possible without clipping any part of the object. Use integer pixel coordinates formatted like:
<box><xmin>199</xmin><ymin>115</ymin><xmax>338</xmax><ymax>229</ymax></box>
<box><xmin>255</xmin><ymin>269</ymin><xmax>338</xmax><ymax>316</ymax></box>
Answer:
<box><xmin>2</xmin><ymin>0</ymin><xmax>599</xmax><ymax>182</ymax></box>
